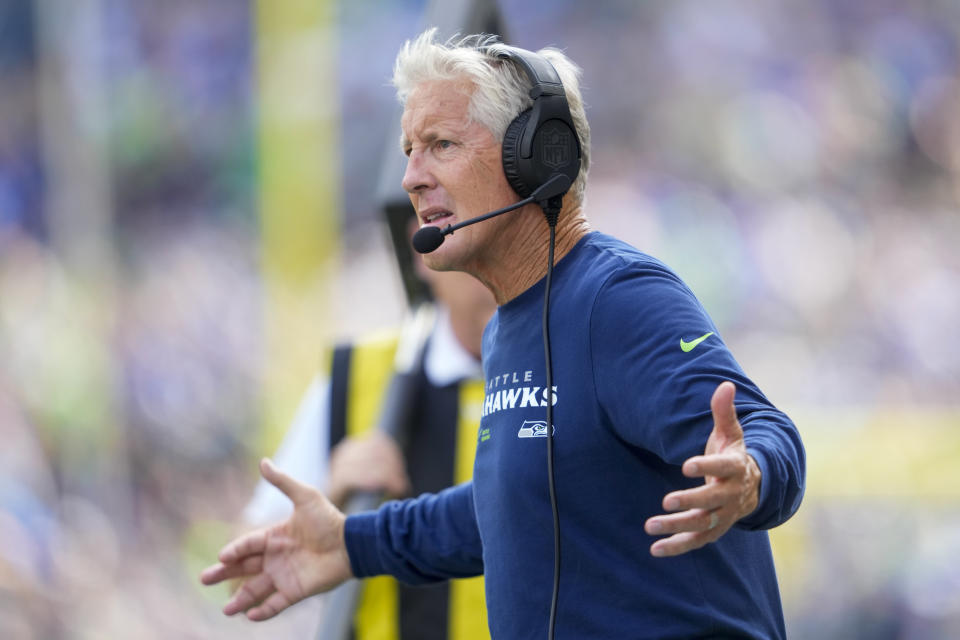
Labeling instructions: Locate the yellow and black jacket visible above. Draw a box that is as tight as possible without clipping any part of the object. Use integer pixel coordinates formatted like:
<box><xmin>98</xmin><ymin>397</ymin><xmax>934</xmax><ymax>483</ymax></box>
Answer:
<box><xmin>327</xmin><ymin>332</ymin><xmax>488</xmax><ymax>640</ymax></box>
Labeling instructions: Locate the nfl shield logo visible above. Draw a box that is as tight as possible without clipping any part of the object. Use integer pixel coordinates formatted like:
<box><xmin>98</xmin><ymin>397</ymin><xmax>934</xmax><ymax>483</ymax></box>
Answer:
<box><xmin>540</xmin><ymin>123</ymin><xmax>571</xmax><ymax>169</ymax></box>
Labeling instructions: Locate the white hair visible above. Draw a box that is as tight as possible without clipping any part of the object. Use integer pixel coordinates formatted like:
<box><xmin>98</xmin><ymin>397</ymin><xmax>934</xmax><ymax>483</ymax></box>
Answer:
<box><xmin>393</xmin><ymin>28</ymin><xmax>591</xmax><ymax>205</ymax></box>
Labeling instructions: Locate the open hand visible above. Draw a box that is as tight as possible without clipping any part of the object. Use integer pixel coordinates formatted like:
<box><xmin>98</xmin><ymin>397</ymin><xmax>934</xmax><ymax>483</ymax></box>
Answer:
<box><xmin>200</xmin><ymin>458</ymin><xmax>354</xmax><ymax>620</ymax></box>
<box><xmin>644</xmin><ymin>381</ymin><xmax>761</xmax><ymax>557</ymax></box>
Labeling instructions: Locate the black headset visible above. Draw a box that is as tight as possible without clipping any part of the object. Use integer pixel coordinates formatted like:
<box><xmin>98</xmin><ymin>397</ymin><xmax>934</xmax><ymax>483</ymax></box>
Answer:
<box><xmin>492</xmin><ymin>46</ymin><xmax>582</xmax><ymax>201</ymax></box>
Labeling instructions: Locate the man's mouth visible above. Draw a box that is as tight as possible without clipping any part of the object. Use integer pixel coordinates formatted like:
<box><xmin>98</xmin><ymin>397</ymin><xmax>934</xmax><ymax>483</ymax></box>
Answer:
<box><xmin>421</xmin><ymin>209</ymin><xmax>454</xmax><ymax>226</ymax></box>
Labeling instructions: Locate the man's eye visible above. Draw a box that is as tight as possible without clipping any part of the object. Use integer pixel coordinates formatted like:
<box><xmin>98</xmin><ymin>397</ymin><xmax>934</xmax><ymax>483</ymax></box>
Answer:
<box><xmin>437</xmin><ymin>140</ymin><xmax>453</xmax><ymax>150</ymax></box>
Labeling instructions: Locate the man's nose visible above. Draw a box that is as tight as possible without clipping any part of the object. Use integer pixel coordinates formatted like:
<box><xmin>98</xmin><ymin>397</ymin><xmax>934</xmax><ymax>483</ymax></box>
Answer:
<box><xmin>401</xmin><ymin>152</ymin><xmax>436</xmax><ymax>194</ymax></box>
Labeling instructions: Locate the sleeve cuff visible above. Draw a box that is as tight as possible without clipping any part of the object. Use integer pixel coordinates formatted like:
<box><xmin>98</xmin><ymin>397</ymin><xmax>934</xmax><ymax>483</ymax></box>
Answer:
<box><xmin>344</xmin><ymin>512</ymin><xmax>383</xmax><ymax>578</ymax></box>
<box><xmin>738</xmin><ymin>445</ymin><xmax>772</xmax><ymax>530</ymax></box>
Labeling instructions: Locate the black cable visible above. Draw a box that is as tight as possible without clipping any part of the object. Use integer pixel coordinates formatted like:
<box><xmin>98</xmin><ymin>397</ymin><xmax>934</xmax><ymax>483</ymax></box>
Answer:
<box><xmin>541</xmin><ymin>201</ymin><xmax>561</xmax><ymax>640</ymax></box>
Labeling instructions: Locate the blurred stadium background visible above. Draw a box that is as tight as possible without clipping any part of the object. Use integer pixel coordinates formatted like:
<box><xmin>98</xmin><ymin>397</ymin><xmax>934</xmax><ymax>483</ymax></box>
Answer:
<box><xmin>1</xmin><ymin>0</ymin><xmax>959</xmax><ymax>638</ymax></box>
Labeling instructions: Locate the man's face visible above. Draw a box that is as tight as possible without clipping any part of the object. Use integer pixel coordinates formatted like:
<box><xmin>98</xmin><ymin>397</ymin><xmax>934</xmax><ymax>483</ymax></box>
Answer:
<box><xmin>400</xmin><ymin>79</ymin><xmax>518</xmax><ymax>273</ymax></box>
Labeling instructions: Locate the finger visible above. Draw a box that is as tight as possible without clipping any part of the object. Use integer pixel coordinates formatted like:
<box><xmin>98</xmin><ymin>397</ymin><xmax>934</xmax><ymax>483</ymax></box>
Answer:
<box><xmin>224</xmin><ymin>572</ymin><xmax>275</xmax><ymax>616</ymax></box>
<box><xmin>645</xmin><ymin>507</ymin><xmax>727</xmax><ymax>536</ymax></box>
<box><xmin>662</xmin><ymin>483</ymin><xmax>732</xmax><ymax>513</ymax></box>
<box><xmin>650</xmin><ymin>530</ymin><xmax>704</xmax><ymax>557</ymax></box>
<box><xmin>200</xmin><ymin>554</ymin><xmax>265</xmax><ymax>585</ymax></box>
<box><xmin>217</xmin><ymin>555</ymin><xmax>265</xmax><ymax>582</ymax></box>
<box><xmin>260</xmin><ymin>458</ymin><xmax>313</xmax><ymax>506</ymax></box>
<box><xmin>681</xmin><ymin>453</ymin><xmax>746</xmax><ymax>480</ymax></box>
<box><xmin>218</xmin><ymin>529</ymin><xmax>268</xmax><ymax>564</ymax></box>
<box><xmin>650</xmin><ymin>527</ymin><xmax>723</xmax><ymax>557</ymax></box>
<box><xmin>710</xmin><ymin>381</ymin><xmax>742</xmax><ymax>444</ymax></box>
<box><xmin>247</xmin><ymin>589</ymin><xmax>294</xmax><ymax>621</ymax></box>
<box><xmin>200</xmin><ymin>562</ymin><xmax>230</xmax><ymax>585</ymax></box>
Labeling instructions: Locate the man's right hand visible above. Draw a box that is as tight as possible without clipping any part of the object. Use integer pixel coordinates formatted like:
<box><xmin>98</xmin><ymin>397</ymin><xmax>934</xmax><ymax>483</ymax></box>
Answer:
<box><xmin>200</xmin><ymin>458</ymin><xmax>354</xmax><ymax>621</ymax></box>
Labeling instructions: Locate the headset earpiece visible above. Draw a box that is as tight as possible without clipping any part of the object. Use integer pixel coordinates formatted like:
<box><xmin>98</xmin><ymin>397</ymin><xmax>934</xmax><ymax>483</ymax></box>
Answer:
<box><xmin>494</xmin><ymin>46</ymin><xmax>582</xmax><ymax>201</ymax></box>
<box><xmin>501</xmin><ymin>110</ymin><xmax>533</xmax><ymax>197</ymax></box>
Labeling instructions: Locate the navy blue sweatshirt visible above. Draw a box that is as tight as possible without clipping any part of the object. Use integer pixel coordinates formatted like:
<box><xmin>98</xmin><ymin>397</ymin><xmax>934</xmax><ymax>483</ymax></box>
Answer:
<box><xmin>347</xmin><ymin>232</ymin><xmax>805</xmax><ymax>639</ymax></box>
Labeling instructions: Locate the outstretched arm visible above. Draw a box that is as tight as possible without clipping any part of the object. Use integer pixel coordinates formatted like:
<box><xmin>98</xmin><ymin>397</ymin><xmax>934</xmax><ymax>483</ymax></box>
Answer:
<box><xmin>644</xmin><ymin>381</ymin><xmax>762</xmax><ymax>557</ymax></box>
<box><xmin>200</xmin><ymin>458</ymin><xmax>354</xmax><ymax>621</ymax></box>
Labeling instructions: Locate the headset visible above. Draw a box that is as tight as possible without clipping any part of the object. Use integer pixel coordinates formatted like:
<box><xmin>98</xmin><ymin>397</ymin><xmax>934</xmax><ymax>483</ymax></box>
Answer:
<box><xmin>494</xmin><ymin>45</ymin><xmax>582</xmax><ymax>205</ymax></box>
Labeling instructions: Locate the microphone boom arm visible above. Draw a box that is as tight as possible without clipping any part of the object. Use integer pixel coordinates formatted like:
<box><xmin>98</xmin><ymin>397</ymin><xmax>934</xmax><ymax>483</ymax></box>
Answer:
<box><xmin>412</xmin><ymin>174</ymin><xmax>571</xmax><ymax>254</ymax></box>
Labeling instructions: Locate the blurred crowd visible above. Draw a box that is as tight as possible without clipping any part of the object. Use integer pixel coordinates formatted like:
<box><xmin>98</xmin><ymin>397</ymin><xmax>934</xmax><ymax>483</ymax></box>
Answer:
<box><xmin>1</xmin><ymin>0</ymin><xmax>958</xmax><ymax>638</ymax></box>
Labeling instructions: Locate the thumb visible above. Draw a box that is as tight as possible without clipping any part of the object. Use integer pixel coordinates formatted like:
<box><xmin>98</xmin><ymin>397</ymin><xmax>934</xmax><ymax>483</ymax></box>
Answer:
<box><xmin>260</xmin><ymin>458</ymin><xmax>312</xmax><ymax>506</ymax></box>
<box><xmin>709</xmin><ymin>381</ymin><xmax>742</xmax><ymax>447</ymax></box>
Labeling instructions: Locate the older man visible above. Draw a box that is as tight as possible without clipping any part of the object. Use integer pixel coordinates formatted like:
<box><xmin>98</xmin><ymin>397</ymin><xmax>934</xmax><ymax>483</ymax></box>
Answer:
<box><xmin>202</xmin><ymin>30</ymin><xmax>805</xmax><ymax>639</ymax></box>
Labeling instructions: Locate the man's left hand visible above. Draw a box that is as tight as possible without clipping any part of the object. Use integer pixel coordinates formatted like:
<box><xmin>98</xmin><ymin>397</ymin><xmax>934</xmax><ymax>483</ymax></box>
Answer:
<box><xmin>644</xmin><ymin>381</ymin><xmax>761</xmax><ymax>557</ymax></box>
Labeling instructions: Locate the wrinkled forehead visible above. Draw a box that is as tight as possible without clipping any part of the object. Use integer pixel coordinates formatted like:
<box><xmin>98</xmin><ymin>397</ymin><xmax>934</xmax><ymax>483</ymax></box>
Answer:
<box><xmin>400</xmin><ymin>79</ymin><xmax>477</xmax><ymax>144</ymax></box>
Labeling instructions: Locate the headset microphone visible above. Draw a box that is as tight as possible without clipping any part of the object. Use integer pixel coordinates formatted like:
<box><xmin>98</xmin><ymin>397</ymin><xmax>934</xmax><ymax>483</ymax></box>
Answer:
<box><xmin>411</xmin><ymin>173</ymin><xmax>571</xmax><ymax>254</ymax></box>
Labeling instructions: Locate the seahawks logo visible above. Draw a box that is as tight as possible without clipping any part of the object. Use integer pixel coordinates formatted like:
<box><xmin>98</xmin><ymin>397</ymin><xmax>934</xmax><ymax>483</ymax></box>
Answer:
<box><xmin>517</xmin><ymin>420</ymin><xmax>555</xmax><ymax>438</ymax></box>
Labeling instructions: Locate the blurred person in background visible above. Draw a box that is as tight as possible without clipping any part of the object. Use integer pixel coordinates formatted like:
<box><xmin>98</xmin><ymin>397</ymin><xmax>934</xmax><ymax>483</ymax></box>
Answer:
<box><xmin>203</xmin><ymin>31</ymin><xmax>805</xmax><ymax>639</ymax></box>
<box><xmin>241</xmin><ymin>211</ymin><xmax>496</xmax><ymax>639</ymax></box>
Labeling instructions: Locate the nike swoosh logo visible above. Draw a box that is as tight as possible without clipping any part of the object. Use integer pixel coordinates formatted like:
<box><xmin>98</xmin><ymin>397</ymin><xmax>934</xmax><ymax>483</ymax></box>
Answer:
<box><xmin>680</xmin><ymin>332</ymin><xmax>714</xmax><ymax>353</ymax></box>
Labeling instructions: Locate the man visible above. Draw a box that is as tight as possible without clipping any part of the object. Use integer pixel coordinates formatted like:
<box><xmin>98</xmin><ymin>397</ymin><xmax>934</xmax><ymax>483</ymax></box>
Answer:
<box><xmin>202</xmin><ymin>30</ymin><xmax>805</xmax><ymax>639</ymax></box>
<box><xmin>242</xmin><ymin>225</ymin><xmax>496</xmax><ymax>639</ymax></box>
